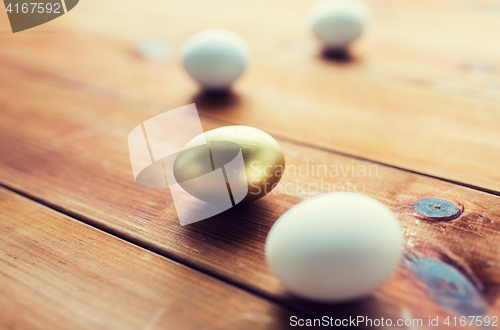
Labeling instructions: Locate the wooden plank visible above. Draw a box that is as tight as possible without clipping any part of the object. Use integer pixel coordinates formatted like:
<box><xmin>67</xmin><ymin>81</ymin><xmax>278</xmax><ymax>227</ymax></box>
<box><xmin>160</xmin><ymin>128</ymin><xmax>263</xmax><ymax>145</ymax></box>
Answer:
<box><xmin>1</xmin><ymin>0</ymin><xmax>500</xmax><ymax>98</ymax></box>
<box><xmin>0</xmin><ymin>64</ymin><xmax>499</xmax><ymax>322</ymax></box>
<box><xmin>0</xmin><ymin>0</ymin><xmax>499</xmax><ymax>192</ymax></box>
<box><xmin>0</xmin><ymin>186</ymin><xmax>294</xmax><ymax>330</ymax></box>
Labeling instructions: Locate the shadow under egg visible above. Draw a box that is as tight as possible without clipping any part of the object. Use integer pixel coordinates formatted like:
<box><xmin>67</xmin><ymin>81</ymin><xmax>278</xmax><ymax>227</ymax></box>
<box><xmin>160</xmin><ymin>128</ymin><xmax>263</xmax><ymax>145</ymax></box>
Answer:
<box><xmin>320</xmin><ymin>46</ymin><xmax>356</xmax><ymax>63</ymax></box>
<box><xmin>183</xmin><ymin>200</ymin><xmax>281</xmax><ymax>248</ymax></box>
<box><xmin>192</xmin><ymin>88</ymin><xmax>242</xmax><ymax>111</ymax></box>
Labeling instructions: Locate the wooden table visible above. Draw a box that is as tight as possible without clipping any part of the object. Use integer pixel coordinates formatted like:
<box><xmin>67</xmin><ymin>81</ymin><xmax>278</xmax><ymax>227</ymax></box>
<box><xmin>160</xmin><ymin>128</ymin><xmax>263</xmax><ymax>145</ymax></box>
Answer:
<box><xmin>0</xmin><ymin>0</ymin><xmax>499</xmax><ymax>328</ymax></box>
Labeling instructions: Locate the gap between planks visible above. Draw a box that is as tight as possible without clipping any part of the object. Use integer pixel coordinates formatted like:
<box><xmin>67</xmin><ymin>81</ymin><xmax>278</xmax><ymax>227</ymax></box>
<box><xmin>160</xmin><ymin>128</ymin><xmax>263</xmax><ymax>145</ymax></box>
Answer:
<box><xmin>0</xmin><ymin>186</ymin><xmax>302</xmax><ymax>330</ymax></box>
<box><xmin>0</xmin><ymin>180</ymin><xmax>329</xmax><ymax>325</ymax></box>
<box><xmin>1</xmin><ymin>62</ymin><xmax>498</xmax><ymax>320</ymax></box>
<box><xmin>0</xmin><ymin>55</ymin><xmax>498</xmax><ymax>201</ymax></box>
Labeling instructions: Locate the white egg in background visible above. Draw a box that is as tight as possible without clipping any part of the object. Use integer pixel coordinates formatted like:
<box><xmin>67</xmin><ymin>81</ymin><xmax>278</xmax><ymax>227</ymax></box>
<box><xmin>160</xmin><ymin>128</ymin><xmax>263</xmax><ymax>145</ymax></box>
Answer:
<box><xmin>265</xmin><ymin>193</ymin><xmax>403</xmax><ymax>302</ymax></box>
<box><xmin>309</xmin><ymin>0</ymin><xmax>369</xmax><ymax>49</ymax></box>
<box><xmin>182</xmin><ymin>28</ymin><xmax>250</xmax><ymax>90</ymax></box>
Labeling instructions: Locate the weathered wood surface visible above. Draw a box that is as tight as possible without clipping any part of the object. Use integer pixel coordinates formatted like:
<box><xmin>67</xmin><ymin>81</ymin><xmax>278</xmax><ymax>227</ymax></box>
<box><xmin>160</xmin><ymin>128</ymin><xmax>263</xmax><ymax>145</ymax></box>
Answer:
<box><xmin>0</xmin><ymin>64</ymin><xmax>499</xmax><ymax>325</ymax></box>
<box><xmin>0</xmin><ymin>187</ymin><xmax>294</xmax><ymax>330</ymax></box>
<box><xmin>0</xmin><ymin>0</ymin><xmax>499</xmax><ymax>193</ymax></box>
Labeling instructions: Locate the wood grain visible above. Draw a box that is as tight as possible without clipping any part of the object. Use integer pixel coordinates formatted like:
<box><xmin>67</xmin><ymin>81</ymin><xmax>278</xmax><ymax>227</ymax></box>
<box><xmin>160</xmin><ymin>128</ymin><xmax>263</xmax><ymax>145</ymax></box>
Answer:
<box><xmin>2</xmin><ymin>0</ymin><xmax>500</xmax><ymax>98</ymax></box>
<box><xmin>0</xmin><ymin>0</ymin><xmax>499</xmax><ymax>192</ymax></box>
<box><xmin>0</xmin><ymin>64</ymin><xmax>499</xmax><ymax>324</ymax></box>
<box><xmin>0</xmin><ymin>186</ymin><xmax>294</xmax><ymax>330</ymax></box>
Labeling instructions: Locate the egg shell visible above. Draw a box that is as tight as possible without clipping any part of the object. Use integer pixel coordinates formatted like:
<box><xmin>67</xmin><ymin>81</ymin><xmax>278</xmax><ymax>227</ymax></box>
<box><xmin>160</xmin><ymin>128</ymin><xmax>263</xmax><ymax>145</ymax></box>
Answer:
<box><xmin>309</xmin><ymin>0</ymin><xmax>369</xmax><ymax>49</ymax></box>
<box><xmin>265</xmin><ymin>193</ymin><xmax>403</xmax><ymax>302</ymax></box>
<box><xmin>182</xmin><ymin>28</ymin><xmax>250</xmax><ymax>90</ymax></box>
<box><xmin>173</xmin><ymin>125</ymin><xmax>285</xmax><ymax>203</ymax></box>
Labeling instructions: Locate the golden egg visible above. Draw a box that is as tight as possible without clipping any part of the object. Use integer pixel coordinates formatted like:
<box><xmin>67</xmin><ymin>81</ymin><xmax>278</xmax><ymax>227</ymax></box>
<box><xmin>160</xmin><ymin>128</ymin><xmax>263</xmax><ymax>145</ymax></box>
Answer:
<box><xmin>173</xmin><ymin>125</ymin><xmax>285</xmax><ymax>204</ymax></box>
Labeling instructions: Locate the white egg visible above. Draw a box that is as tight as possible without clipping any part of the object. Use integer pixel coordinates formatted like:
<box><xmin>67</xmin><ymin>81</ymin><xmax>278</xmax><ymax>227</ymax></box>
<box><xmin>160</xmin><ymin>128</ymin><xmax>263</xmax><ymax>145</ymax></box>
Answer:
<box><xmin>181</xmin><ymin>28</ymin><xmax>250</xmax><ymax>90</ymax></box>
<box><xmin>265</xmin><ymin>193</ymin><xmax>403</xmax><ymax>302</ymax></box>
<box><xmin>308</xmin><ymin>0</ymin><xmax>369</xmax><ymax>49</ymax></box>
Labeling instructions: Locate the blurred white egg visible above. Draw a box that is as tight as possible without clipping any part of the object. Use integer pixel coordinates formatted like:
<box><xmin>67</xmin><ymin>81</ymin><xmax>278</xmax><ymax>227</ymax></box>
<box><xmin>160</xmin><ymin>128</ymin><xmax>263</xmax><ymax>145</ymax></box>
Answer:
<box><xmin>308</xmin><ymin>0</ymin><xmax>369</xmax><ymax>49</ymax></box>
<box><xmin>265</xmin><ymin>193</ymin><xmax>403</xmax><ymax>302</ymax></box>
<box><xmin>182</xmin><ymin>28</ymin><xmax>250</xmax><ymax>90</ymax></box>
